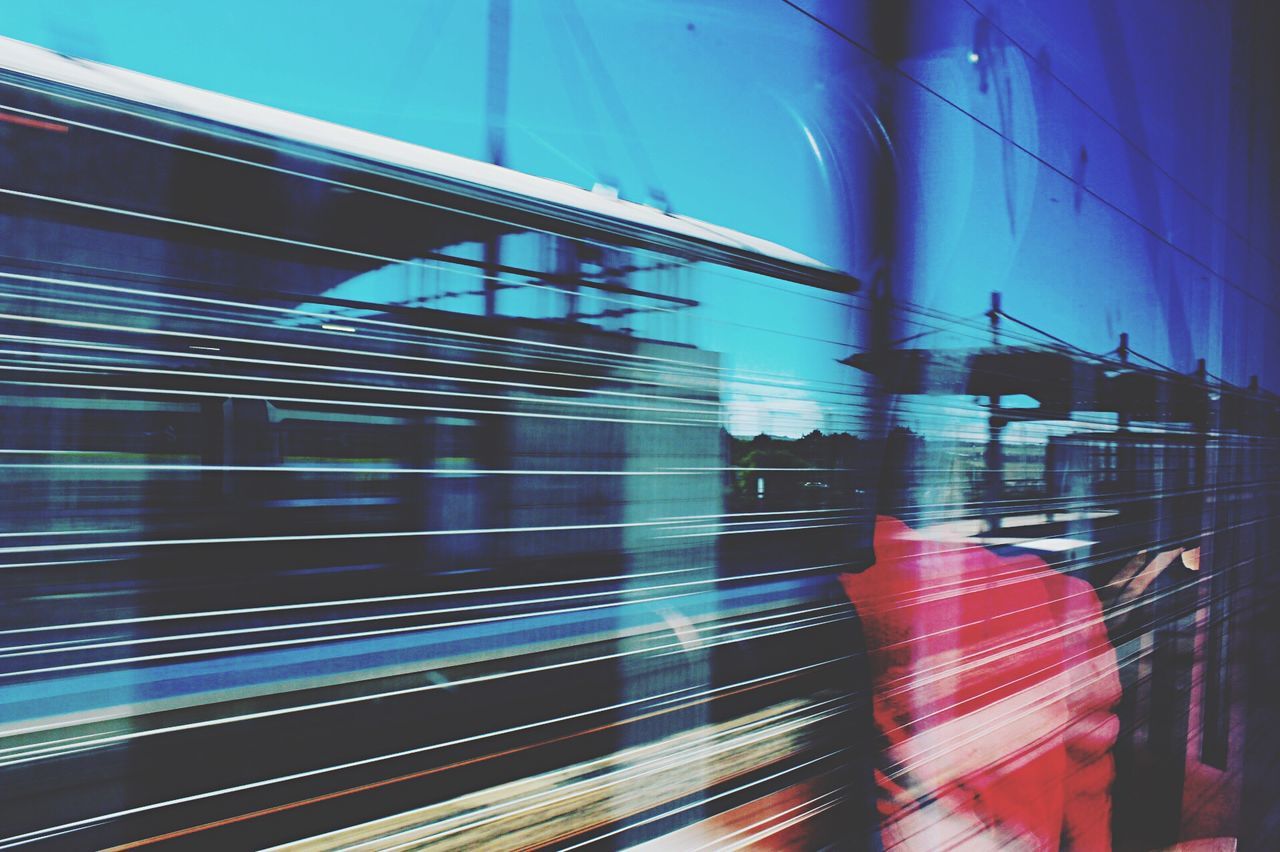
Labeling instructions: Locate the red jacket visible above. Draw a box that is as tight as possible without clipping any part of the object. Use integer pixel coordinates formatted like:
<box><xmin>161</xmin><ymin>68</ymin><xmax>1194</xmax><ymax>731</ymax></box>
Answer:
<box><xmin>840</xmin><ymin>516</ymin><xmax>1120</xmax><ymax>850</ymax></box>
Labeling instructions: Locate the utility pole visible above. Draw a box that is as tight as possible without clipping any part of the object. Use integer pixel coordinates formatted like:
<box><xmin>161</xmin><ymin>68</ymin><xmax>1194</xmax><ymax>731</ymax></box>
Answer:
<box><xmin>984</xmin><ymin>291</ymin><xmax>1005</xmax><ymax>529</ymax></box>
<box><xmin>483</xmin><ymin>0</ymin><xmax>511</xmax><ymax>317</ymax></box>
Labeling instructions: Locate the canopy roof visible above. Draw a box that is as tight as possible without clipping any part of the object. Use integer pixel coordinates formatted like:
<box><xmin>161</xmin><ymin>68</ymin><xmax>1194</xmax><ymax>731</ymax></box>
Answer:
<box><xmin>0</xmin><ymin>36</ymin><xmax>857</xmax><ymax>293</ymax></box>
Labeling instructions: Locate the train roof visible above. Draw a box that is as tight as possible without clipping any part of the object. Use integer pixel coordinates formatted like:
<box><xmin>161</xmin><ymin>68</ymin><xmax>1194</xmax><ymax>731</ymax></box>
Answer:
<box><xmin>0</xmin><ymin>35</ymin><xmax>857</xmax><ymax>293</ymax></box>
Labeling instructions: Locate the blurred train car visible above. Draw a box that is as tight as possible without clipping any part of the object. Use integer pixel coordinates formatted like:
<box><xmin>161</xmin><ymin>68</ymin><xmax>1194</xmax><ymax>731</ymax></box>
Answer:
<box><xmin>0</xmin><ymin>38</ymin><xmax>876</xmax><ymax>850</ymax></box>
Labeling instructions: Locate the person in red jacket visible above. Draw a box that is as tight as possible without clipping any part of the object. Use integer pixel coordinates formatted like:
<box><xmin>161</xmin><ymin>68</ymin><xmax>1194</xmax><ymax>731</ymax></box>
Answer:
<box><xmin>840</xmin><ymin>515</ymin><xmax>1121</xmax><ymax>851</ymax></box>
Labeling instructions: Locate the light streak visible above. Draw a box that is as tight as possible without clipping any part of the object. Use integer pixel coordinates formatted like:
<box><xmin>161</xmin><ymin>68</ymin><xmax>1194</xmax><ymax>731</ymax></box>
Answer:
<box><xmin>0</xmin><ymin>565</ymin><xmax>834</xmax><ymax>664</ymax></box>
<box><xmin>0</xmin><ymin>652</ymin><xmax>856</xmax><ymax>848</ymax></box>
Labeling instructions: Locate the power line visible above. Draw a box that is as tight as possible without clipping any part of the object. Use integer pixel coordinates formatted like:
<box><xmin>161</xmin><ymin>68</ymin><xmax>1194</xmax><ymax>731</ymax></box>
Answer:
<box><xmin>995</xmin><ymin>308</ymin><xmax>1105</xmax><ymax>362</ymax></box>
<box><xmin>1126</xmin><ymin>346</ymin><xmax>1185</xmax><ymax>377</ymax></box>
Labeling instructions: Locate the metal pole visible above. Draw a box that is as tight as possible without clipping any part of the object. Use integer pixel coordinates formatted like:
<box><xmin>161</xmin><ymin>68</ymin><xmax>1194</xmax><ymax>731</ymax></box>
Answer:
<box><xmin>483</xmin><ymin>0</ymin><xmax>511</xmax><ymax>317</ymax></box>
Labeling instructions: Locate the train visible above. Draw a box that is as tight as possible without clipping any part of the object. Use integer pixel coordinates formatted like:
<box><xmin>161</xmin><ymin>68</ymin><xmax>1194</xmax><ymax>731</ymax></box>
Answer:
<box><xmin>0</xmin><ymin>35</ymin><xmax>877</xmax><ymax>850</ymax></box>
